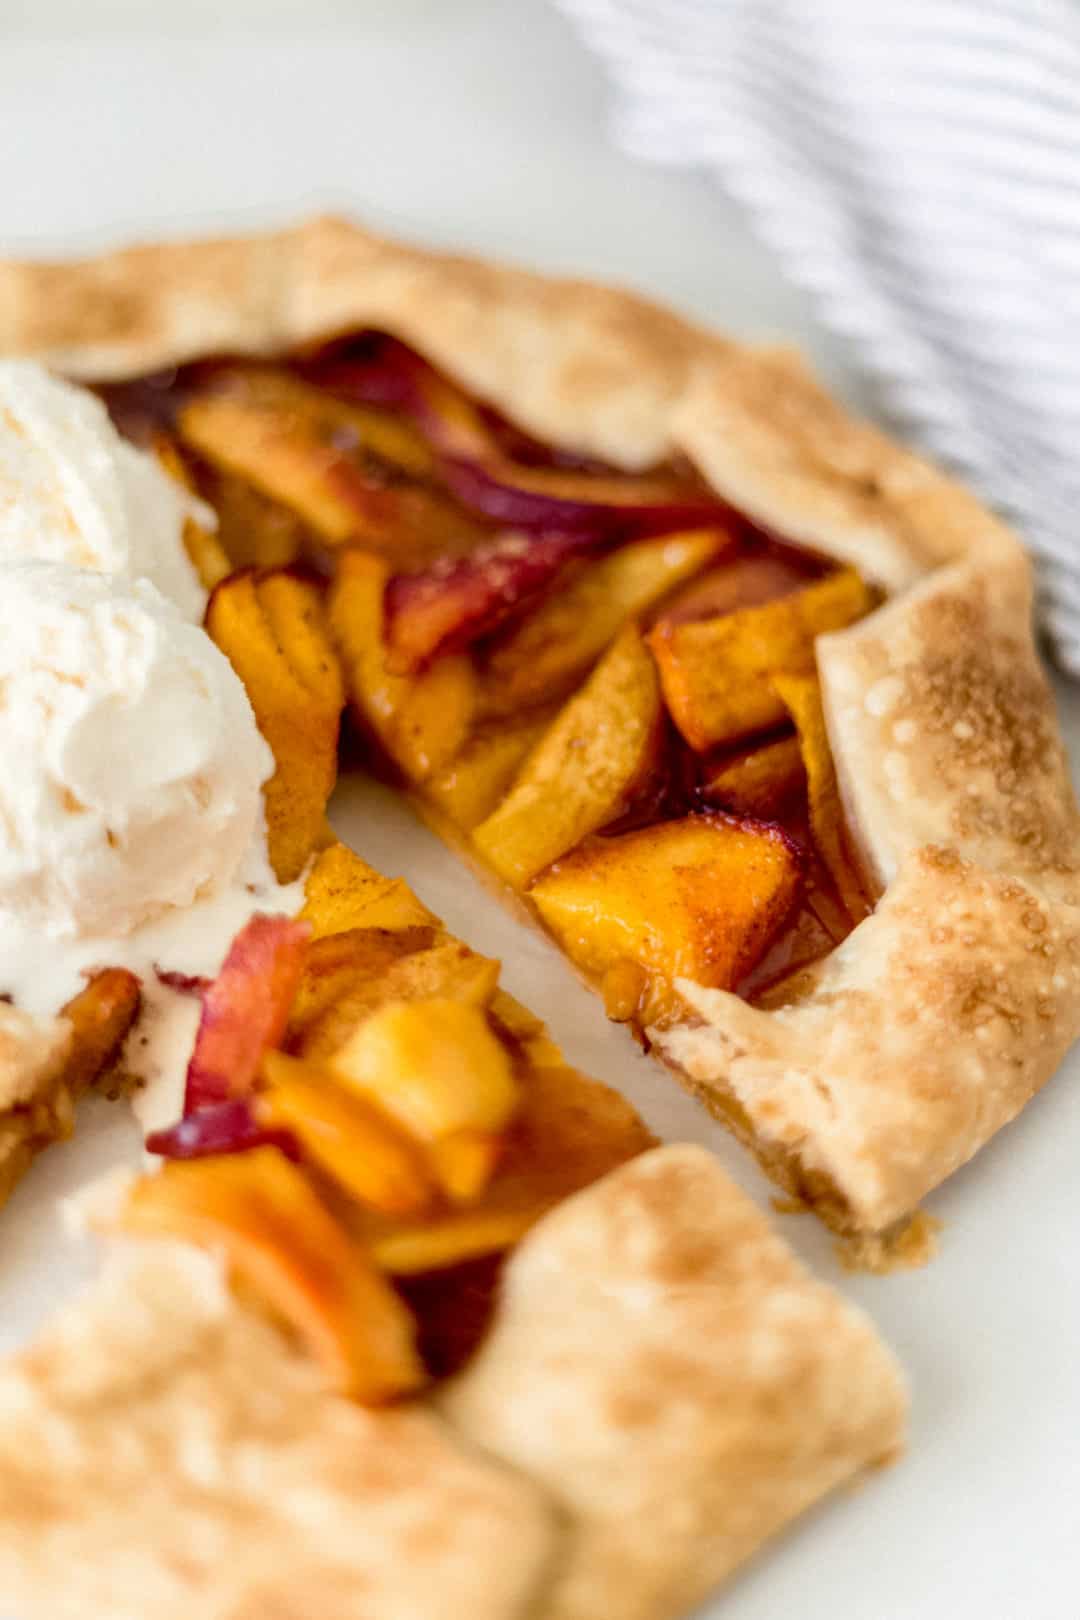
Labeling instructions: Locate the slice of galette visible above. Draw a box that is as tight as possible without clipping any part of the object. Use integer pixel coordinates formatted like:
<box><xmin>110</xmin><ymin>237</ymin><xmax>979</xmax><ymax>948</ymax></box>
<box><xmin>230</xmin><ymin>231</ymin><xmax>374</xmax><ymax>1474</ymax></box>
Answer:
<box><xmin>4</xmin><ymin>215</ymin><xmax>1078</xmax><ymax>1248</ymax></box>
<box><xmin>0</xmin><ymin>838</ymin><xmax>906</xmax><ymax>1620</ymax></box>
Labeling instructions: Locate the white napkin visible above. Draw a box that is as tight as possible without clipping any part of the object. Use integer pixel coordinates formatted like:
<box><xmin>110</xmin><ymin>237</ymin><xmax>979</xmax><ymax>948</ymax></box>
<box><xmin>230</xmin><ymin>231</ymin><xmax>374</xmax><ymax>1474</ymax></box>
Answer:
<box><xmin>555</xmin><ymin>0</ymin><xmax>1080</xmax><ymax>673</ymax></box>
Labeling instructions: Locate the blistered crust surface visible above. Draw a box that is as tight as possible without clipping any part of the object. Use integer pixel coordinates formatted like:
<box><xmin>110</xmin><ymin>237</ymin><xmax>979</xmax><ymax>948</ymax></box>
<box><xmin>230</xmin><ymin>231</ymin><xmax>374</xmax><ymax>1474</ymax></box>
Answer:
<box><xmin>663</xmin><ymin>850</ymin><xmax>1080</xmax><ymax>1231</ymax></box>
<box><xmin>0</xmin><ymin>216</ymin><xmax>1076</xmax><ymax>1229</ymax></box>
<box><xmin>442</xmin><ymin>1146</ymin><xmax>906</xmax><ymax>1620</ymax></box>
<box><xmin>0</xmin><ymin>1154</ymin><xmax>905</xmax><ymax>1620</ymax></box>
<box><xmin>0</xmin><ymin>1243</ymin><xmax>556</xmax><ymax>1620</ymax></box>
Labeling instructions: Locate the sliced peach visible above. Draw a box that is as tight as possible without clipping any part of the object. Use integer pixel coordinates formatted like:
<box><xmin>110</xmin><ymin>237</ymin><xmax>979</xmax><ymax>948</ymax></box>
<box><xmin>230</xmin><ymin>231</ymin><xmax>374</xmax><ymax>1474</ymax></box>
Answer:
<box><xmin>289</xmin><ymin>934</ymin><xmax>500</xmax><ymax>1063</ymax></box>
<box><xmin>179</xmin><ymin>374</ymin><xmax>481</xmax><ymax>562</ymax></box>
<box><xmin>472</xmin><ymin>624</ymin><xmax>663</xmax><ymax>888</ymax></box>
<box><xmin>653</xmin><ymin>550</ymin><xmax>815</xmax><ymax>627</ymax></box>
<box><xmin>359</xmin><ymin>1061</ymin><xmax>653</xmax><ymax>1275</ymax></box>
<box><xmin>306</xmin><ymin>338</ymin><xmax>495</xmax><ymax>462</ymax></box>
<box><xmin>384</xmin><ymin>530</ymin><xmax>585</xmax><ymax>673</ymax></box>
<box><xmin>328</xmin><ymin>549</ymin><xmax>475</xmax><ymax>780</ymax></box>
<box><xmin>258</xmin><ymin>1051</ymin><xmax>436</xmax><ymax>1218</ymax></box>
<box><xmin>330</xmin><ymin>999</ymin><xmax>519</xmax><ymax>1160</ymax></box>
<box><xmin>477</xmin><ymin>528</ymin><xmax>730</xmax><ymax>718</ymax></box>
<box><xmin>216</xmin><ymin>365</ymin><xmax>438</xmax><ymax>480</ymax></box>
<box><xmin>206</xmin><ymin>570</ymin><xmax>344</xmax><ymax>881</ymax></box>
<box><xmin>197</xmin><ymin>462</ymin><xmax>310</xmax><ymax>571</ymax></box>
<box><xmin>423</xmin><ymin>709</ymin><xmax>556</xmax><ymax>832</ymax></box>
<box><xmin>120</xmin><ymin>1149</ymin><xmax>425</xmax><ymax>1403</ymax></box>
<box><xmin>60</xmin><ymin>968</ymin><xmax>142</xmax><ymax>1099</ymax></box>
<box><xmin>441</xmin><ymin>455</ymin><xmax>728</xmax><ymax>537</ymax></box>
<box><xmin>530</xmin><ymin>812</ymin><xmax>802</xmax><ymax>1014</ymax></box>
<box><xmin>700</xmin><ymin>733</ymin><xmax>806</xmax><ymax>820</ymax></box>
<box><xmin>185</xmin><ymin>914</ymin><xmax>310</xmax><ymax>1112</ymax></box>
<box><xmin>286</xmin><ymin>925</ymin><xmax>438</xmax><ymax>1051</ymax></box>
<box><xmin>150</xmin><ymin>434</ymin><xmax>232</xmax><ymax>589</ymax></box>
<box><xmin>300</xmin><ymin>843</ymin><xmax>436</xmax><ymax>938</ymax></box>
<box><xmin>772</xmin><ymin>671</ymin><xmax>873</xmax><ymax>923</ymax></box>
<box><xmin>648</xmin><ymin>566</ymin><xmax>873</xmax><ymax>751</ymax></box>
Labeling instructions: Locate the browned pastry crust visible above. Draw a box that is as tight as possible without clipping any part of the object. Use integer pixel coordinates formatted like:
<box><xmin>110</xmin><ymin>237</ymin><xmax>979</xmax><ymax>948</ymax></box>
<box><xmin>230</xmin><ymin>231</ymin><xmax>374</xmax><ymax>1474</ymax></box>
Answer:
<box><xmin>0</xmin><ymin>1002</ymin><xmax>74</xmax><ymax>1207</ymax></box>
<box><xmin>0</xmin><ymin>1148</ymin><xmax>906</xmax><ymax>1620</ymax></box>
<box><xmin>1</xmin><ymin>216</ymin><xmax>1075</xmax><ymax>1234</ymax></box>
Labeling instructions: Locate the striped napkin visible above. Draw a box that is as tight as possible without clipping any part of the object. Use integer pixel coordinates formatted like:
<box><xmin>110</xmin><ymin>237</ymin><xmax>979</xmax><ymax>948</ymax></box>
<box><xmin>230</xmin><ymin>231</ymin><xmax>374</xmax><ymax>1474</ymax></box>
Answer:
<box><xmin>555</xmin><ymin>0</ymin><xmax>1080</xmax><ymax>673</ymax></box>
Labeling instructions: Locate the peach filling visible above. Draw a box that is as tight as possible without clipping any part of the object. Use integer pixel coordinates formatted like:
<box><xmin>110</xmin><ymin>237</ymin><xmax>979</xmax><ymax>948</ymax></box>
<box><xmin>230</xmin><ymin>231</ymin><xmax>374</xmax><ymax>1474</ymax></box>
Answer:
<box><xmin>131</xmin><ymin>847</ymin><xmax>653</xmax><ymax>1400</ymax></box>
<box><xmin>101</xmin><ymin>332</ymin><xmax>877</xmax><ymax>1019</ymax></box>
<box><xmin>88</xmin><ymin>336</ymin><xmax>884</xmax><ymax>1395</ymax></box>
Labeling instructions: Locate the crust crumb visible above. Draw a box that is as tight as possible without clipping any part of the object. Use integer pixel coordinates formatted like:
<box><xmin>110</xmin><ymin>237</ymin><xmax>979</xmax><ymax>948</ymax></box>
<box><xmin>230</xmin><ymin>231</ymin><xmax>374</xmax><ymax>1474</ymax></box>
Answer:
<box><xmin>836</xmin><ymin>1209</ymin><xmax>942</xmax><ymax>1275</ymax></box>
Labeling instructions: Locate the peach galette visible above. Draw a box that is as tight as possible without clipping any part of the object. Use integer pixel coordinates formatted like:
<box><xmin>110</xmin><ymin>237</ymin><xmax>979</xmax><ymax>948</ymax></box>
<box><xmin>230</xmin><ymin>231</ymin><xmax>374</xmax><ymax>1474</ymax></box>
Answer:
<box><xmin>3</xmin><ymin>216</ymin><xmax>1066</xmax><ymax>1244</ymax></box>
<box><xmin>0</xmin><ymin>333</ymin><xmax>911</xmax><ymax>1618</ymax></box>
<box><xmin>0</xmin><ymin>837</ymin><xmax>906</xmax><ymax>1619</ymax></box>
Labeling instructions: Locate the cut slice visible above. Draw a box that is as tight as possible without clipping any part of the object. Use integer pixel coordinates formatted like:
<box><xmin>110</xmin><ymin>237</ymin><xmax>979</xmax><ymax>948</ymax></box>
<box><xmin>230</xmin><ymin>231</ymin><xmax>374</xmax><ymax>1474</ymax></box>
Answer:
<box><xmin>472</xmin><ymin>624</ymin><xmax>663</xmax><ymax>888</ymax></box>
<box><xmin>648</xmin><ymin>567</ymin><xmax>873</xmax><ymax>751</ymax></box>
<box><xmin>530</xmin><ymin>813</ymin><xmax>802</xmax><ymax>1021</ymax></box>
<box><xmin>120</xmin><ymin>1147</ymin><xmax>426</xmax><ymax>1402</ymax></box>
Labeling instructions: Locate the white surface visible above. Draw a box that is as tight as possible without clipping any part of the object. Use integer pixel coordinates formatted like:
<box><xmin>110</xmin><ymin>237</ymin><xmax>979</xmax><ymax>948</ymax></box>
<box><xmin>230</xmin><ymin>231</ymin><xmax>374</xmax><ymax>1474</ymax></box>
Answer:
<box><xmin>0</xmin><ymin>3</ymin><xmax>1077</xmax><ymax>1617</ymax></box>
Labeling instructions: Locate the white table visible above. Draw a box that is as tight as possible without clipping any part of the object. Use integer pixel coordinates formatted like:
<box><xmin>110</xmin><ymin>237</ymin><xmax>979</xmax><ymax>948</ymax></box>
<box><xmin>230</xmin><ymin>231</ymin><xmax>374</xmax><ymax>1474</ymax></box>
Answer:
<box><xmin>1</xmin><ymin>5</ymin><xmax>1077</xmax><ymax>1617</ymax></box>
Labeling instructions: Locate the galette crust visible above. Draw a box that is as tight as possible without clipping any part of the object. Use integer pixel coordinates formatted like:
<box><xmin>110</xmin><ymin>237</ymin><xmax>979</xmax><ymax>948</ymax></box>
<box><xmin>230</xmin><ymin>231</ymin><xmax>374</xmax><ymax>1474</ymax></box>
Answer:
<box><xmin>0</xmin><ymin>1150</ymin><xmax>906</xmax><ymax>1620</ymax></box>
<box><xmin>0</xmin><ymin>215</ymin><xmax>1076</xmax><ymax>1231</ymax></box>
<box><xmin>0</xmin><ymin>1001</ymin><xmax>74</xmax><ymax>1208</ymax></box>
<box><xmin>0</xmin><ymin>1241</ymin><xmax>557</xmax><ymax>1620</ymax></box>
<box><xmin>441</xmin><ymin>1145</ymin><xmax>905</xmax><ymax>1620</ymax></box>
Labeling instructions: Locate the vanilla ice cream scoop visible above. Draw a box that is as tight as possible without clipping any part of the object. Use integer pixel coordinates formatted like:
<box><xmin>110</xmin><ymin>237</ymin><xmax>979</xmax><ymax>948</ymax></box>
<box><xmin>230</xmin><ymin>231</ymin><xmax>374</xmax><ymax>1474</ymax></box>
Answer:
<box><xmin>0</xmin><ymin>560</ymin><xmax>274</xmax><ymax>939</ymax></box>
<box><xmin>0</xmin><ymin>361</ymin><xmax>207</xmax><ymax>619</ymax></box>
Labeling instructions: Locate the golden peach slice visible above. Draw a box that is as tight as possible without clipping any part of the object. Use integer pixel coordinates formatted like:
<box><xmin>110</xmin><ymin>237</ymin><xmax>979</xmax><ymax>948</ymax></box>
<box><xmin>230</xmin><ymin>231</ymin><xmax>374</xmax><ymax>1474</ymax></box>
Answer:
<box><xmin>423</xmin><ymin>709</ymin><xmax>556</xmax><ymax>832</ymax></box>
<box><xmin>206</xmin><ymin>570</ymin><xmax>344</xmax><ymax>882</ymax></box>
<box><xmin>359</xmin><ymin>1061</ymin><xmax>654</xmax><ymax>1275</ymax></box>
<box><xmin>530</xmin><ymin>812</ymin><xmax>802</xmax><ymax>1013</ymax></box>
<box><xmin>648</xmin><ymin>566</ymin><xmax>873</xmax><ymax>751</ymax></box>
<box><xmin>120</xmin><ymin>1149</ymin><xmax>426</xmax><ymax>1402</ymax></box>
<box><xmin>328</xmin><ymin>549</ymin><xmax>475</xmax><ymax>780</ymax></box>
<box><xmin>286</xmin><ymin>925</ymin><xmax>439</xmax><ymax>1051</ymax></box>
<box><xmin>301</xmin><ymin>843</ymin><xmax>436</xmax><ymax>938</ymax></box>
<box><xmin>290</xmin><ymin>936</ymin><xmax>501</xmax><ymax>1063</ymax></box>
<box><xmin>472</xmin><ymin>623</ymin><xmax>663</xmax><ymax>888</ymax></box>
<box><xmin>773</xmin><ymin>671</ymin><xmax>873</xmax><ymax>923</ymax></box>
<box><xmin>198</xmin><ymin>462</ymin><xmax>310</xmax><ymax>571</ymax></box>
<box><xmin>258</xmin><ymin>1051</ymin><xmax>436</xmax><ymax>1218</ymax></box>
<box><xmin>701</xmin><ymin>733</ymin><xmax>806</xmax><ymax>820</ymax></box>
<box><xmin>478</xmin><ymin>528</ymin><xmax>730</xmax><ymax>717</ymax></box>
<box><xmin>179</xmin><ymin>375</ymin><xmax>482</xmax><ymax>562</ymax></box>
<box><xmin>330</xmin><ymin>998</ymin><xmax>519</xmax><ymax>1153</ymax></box>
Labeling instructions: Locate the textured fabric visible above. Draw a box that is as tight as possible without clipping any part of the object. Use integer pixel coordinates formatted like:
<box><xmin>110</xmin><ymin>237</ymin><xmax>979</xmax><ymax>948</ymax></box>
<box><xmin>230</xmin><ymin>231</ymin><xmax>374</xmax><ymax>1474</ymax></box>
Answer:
<box><xmin>556</xmin><ymin>0</ymin><xmax>1080</xmax><ymax>672</ymax></box>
